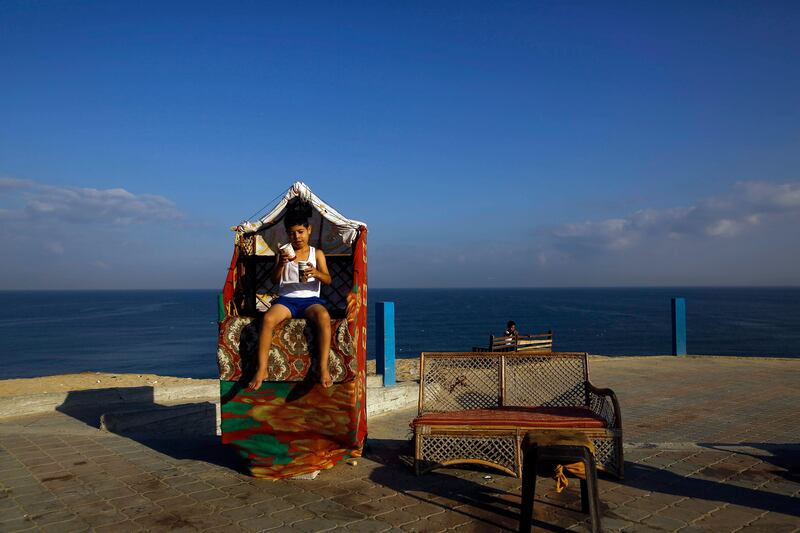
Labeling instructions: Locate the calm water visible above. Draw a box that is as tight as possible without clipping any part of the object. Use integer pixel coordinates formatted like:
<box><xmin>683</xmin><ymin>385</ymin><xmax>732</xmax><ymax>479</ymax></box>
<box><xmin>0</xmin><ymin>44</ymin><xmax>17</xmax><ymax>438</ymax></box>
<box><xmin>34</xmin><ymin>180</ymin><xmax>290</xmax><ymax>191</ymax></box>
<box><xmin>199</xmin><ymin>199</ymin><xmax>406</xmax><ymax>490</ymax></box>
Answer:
<box><xmin>0</xmin><ymin>288</ymin><xmax>798</xmax><ymax>379</ymax></box>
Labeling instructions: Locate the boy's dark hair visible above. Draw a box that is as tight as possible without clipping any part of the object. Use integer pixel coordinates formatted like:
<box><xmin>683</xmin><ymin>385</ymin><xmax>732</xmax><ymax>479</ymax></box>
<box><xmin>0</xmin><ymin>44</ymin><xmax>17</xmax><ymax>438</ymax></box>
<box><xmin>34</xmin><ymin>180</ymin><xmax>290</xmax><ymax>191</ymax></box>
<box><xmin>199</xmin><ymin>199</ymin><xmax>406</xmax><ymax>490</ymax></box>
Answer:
<box><xmin>283</xmin><ymin>198</ymin><xmax>313</xmax><ymax>229</ymax></box>
<box><xmin>506</xmin><ymin>320</ymin><xmax>516</xmax><ymax>329</ymax></box>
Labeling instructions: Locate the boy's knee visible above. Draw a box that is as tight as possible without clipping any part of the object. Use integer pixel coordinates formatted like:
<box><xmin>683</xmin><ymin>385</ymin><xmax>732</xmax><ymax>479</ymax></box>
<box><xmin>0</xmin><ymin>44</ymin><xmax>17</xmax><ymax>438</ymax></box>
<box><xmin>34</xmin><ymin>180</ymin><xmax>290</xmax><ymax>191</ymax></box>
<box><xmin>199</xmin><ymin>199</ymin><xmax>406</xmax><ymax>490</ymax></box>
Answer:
<box><xmin>262</xmin><ymin>314</ymin><xmax>280</xmax><ymax>328</ymax></box>
<box><xmin>306</xmin><ymin>306</ymin><xmax>330</xmax><ymax>322</ymax></box>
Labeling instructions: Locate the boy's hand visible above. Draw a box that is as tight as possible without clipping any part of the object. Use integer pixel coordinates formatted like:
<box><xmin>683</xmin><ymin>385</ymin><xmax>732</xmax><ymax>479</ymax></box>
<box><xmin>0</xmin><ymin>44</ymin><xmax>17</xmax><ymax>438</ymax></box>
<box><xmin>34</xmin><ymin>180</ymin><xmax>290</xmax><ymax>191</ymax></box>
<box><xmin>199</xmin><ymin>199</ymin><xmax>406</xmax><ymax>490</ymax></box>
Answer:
<box><xmin>301</xmin><ymin>265</ymin><xmax>318</xmax><ymax>281</ymax></box>
<box><xmin>278</xmin><ymin>250</ymin><xmax>292</xmax><ymax>266</ymax></box>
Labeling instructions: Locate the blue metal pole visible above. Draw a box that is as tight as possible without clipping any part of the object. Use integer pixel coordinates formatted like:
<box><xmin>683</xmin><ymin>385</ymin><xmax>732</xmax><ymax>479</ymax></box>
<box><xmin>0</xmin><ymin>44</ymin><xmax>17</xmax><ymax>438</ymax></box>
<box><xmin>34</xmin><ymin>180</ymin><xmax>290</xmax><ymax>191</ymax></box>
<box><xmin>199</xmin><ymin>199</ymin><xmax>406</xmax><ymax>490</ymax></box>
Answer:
<box><xmin>671</xmin><ymin>297</ymin><xmax>686</xmax><ymax>356</ymax></box>
<box><xmin>376</xmin><ymin>302</ymin><xmax>396</xmax><ymax>386</ymax></box>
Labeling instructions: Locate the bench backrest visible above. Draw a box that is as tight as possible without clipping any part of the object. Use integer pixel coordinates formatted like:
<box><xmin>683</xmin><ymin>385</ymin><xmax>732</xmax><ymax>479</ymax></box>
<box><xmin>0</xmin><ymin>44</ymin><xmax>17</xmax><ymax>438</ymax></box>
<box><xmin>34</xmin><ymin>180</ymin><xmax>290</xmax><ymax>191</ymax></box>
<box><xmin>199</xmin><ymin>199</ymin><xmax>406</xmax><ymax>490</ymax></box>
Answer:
<box><xmin>487</xmin><ymin>330</ymin><xmax>553</xmax><ymax>352</ymax></box>
<box><xmin>419</xmin><ymin>352</ymin><xmax>589</xmax><ymax>414</ymax></box>
<box><xmin>487</xmin><ymin>335</ymin><xmax>518</xmax><ymax>352</ymax></box>
<box><xmin>515</xmin><ymin>331</ymin><xmax>553</xmax><ymax>352</ymax></box>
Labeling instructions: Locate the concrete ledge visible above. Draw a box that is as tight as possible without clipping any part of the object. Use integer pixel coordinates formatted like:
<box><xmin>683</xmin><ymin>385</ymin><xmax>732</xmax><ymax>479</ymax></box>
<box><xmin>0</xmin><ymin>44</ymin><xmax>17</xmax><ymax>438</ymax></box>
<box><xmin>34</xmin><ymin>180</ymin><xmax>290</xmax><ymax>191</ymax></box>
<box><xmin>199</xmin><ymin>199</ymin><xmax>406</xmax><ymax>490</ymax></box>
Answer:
<box><xmin>74</xmin><ymin>379</ymin><xmax>415</xmax><ymax>437</ymax></box>
<box><xmin>0</xmin><ymin>383</ymin><xmax>218</xmax><ymax>419</ymax></box>
<box><xmin>366</xmin><ymin>374</ymin><xmax>383</xmax><ymax>388</ymax></box>
<box><xmin>0</xmin><ymin>371</ymin><xmax>418</xmax><ymax>421</ymax></box>
<box><xmin>62</xmin><ymin>381</ymin><xmax>415</xmax><ymax>436</ymax></box>
<box><xmin>367</xmin><ymin>380</ymin><xmax>418</xmax><ymax>417</ymax></box>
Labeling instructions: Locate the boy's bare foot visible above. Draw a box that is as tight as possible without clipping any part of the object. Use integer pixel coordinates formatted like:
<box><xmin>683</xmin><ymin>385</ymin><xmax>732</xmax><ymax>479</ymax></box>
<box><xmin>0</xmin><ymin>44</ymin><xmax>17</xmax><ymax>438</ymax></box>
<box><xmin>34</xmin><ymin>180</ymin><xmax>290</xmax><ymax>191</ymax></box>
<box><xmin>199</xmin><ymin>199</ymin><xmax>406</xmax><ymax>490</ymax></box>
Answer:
<box><xmin>321</xmin><ymin>370</ymin><xmax>333</xmax><ymax>388</ymax></box>
<box><xmin>248</xmin><ymin>368</ymin><xmax>267</xmax><ymax>391</ymax></box>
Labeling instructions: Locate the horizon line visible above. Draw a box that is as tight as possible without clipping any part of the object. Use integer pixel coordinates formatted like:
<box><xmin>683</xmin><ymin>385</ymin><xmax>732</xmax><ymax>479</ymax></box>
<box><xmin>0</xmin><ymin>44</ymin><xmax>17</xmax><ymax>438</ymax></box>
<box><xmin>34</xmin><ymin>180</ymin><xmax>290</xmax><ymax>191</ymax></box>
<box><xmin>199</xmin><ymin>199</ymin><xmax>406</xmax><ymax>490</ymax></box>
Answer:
<box><xmin>1</xmin><ymin>285</ymin><xmax>799</xmax><ymax>292</ymax></box>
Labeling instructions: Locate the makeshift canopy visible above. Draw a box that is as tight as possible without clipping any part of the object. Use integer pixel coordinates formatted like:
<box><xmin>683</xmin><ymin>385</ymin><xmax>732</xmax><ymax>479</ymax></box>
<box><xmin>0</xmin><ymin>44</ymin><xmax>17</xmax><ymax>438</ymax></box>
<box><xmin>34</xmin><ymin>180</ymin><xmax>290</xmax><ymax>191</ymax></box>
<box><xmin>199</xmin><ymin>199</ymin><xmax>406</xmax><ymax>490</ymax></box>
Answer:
<box><xmin>217</xmin><ymin>182</ymin><xmax>368</xmax><ymax>479</ymax></box>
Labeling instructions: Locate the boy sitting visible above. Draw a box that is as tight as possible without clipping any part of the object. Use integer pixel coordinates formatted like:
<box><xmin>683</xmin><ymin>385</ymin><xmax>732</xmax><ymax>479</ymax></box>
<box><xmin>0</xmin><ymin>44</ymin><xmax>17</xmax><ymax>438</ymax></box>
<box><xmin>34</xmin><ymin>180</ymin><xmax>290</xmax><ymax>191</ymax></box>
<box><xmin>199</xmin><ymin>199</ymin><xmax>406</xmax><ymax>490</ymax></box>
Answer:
<box><xmin>248</xmin><ymin>200</ymin><xmax>333</xmax><ymax>390</ymax></box>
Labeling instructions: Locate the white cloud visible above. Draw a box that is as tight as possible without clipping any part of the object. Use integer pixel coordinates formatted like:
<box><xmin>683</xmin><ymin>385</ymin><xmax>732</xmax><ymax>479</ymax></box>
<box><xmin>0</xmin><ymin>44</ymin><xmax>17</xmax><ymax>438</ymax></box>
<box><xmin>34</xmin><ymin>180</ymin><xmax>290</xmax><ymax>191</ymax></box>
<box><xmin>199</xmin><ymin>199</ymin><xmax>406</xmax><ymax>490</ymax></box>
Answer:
<box><xmin>0</xmin><ymin>177</ymin><xmax>35</xmax><ymax>192</ymax></box>
<box><xmin>543</xmin><ymin>180</ymin><xmax>800</xmax><ymax>260</ymax></box>
<box><xmin>705</xmin><ymin>218</ymin><xmax>741</xmax><ymax>237</ymax></box>
<box><xmin>45</xmin><ymin>242</ymin><xmax>65</xmax><ymax>255</ymax></box>
<box><xmin>738</xmin><ymin>181</ymin><xmax>800</xmax><ymax>209</ymax></box>
<box><xmin>0</xmin><ymin>176</ymin><xmax>183</xmax><ymax>226</ymax></box>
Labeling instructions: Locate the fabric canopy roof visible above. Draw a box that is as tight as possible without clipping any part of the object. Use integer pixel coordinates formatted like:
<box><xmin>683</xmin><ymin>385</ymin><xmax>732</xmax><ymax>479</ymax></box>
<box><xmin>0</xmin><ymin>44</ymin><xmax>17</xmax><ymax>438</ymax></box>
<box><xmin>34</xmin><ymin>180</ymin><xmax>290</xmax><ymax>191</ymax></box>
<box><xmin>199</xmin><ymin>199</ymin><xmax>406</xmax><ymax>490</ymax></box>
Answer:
<box><xmin>235</xmin><ymin>182</ymin><xmax>366</xmax><ymax>255</ymax></box>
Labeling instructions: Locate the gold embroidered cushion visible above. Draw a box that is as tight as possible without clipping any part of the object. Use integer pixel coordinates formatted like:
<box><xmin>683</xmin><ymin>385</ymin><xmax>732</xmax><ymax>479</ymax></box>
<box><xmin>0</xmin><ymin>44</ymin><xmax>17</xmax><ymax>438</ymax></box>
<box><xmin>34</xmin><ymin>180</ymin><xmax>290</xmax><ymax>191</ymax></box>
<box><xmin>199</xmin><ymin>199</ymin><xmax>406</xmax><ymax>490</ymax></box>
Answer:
<box><xmin>217</xmin><ymin>316</ymin><xmax>356</xmax><ymax>382</ymax></box>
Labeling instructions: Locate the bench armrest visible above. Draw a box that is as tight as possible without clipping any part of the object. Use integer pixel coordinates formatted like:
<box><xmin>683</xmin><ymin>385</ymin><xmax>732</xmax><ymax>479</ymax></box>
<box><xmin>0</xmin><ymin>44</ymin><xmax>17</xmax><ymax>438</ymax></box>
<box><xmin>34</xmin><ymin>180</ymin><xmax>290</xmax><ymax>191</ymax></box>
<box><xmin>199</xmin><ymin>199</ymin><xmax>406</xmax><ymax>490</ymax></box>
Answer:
<box><xmin>587</xmin><ymin>382</ymin><xmax>622</xmax><ymax>430</ymax></box>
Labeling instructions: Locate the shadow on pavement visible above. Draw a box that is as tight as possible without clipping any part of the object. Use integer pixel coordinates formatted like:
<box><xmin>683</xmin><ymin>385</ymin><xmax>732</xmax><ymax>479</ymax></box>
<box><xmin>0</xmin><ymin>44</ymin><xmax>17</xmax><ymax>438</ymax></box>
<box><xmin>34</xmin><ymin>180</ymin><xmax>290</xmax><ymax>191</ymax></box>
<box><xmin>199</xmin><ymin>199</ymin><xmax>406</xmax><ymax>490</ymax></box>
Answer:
<box><xmin>56</xmin><ymin>387</ymin><xmax>246</xmax><ymax>473</ymax></box>
<box><xmin>56</xmin><ymin>386</ymin><xmax>156</xmax><ymax>428</ymax></box>
<box><xmin>364</xmin><ymin>437</ymin><xmax>586</xmax><ymax>532</ymax></box>
<box><xmin>699</xmin><ymin>442</ymin><xmax>800</xmax><ymax>485</ymax></box>
<box><xmin>621</xmin><ymin>449</ymin><xmax>800</xmax><ymax>518</ymax></box>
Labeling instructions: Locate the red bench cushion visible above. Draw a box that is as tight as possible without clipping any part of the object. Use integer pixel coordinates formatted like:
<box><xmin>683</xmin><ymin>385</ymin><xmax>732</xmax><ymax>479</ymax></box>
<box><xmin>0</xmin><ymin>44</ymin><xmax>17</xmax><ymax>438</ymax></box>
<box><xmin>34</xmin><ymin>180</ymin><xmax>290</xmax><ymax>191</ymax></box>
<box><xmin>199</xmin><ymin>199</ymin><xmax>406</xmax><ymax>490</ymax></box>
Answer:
<box><xmin>412</xmin><ymin>406</ymin><xmax>607</xmax><ymax>429</ymax></box>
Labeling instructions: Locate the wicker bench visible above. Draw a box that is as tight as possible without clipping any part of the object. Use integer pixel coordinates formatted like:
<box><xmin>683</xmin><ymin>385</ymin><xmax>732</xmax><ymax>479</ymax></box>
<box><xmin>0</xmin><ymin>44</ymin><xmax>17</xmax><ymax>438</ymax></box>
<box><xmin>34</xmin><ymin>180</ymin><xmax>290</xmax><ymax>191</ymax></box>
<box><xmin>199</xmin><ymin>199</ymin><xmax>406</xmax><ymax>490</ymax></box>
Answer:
<box><xmin>411</xmin><ymin>352</ymin><xmax>623</xmax><ymax>478</ymax></box>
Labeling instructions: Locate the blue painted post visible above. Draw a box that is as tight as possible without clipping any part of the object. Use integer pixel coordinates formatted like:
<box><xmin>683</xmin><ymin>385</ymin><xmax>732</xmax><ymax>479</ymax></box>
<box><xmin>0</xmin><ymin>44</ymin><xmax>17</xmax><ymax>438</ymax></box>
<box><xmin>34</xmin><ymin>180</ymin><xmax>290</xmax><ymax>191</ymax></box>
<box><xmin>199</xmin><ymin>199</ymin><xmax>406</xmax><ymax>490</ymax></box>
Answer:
<box><xmin>671</xmin><ymin>297</ymin><xmax>686</xmax><ymax>356</ymax></box>
<box><xmin>376</xmin><ymin>302</ymin><xmax>396</xmax><ymax>386</ymax></box>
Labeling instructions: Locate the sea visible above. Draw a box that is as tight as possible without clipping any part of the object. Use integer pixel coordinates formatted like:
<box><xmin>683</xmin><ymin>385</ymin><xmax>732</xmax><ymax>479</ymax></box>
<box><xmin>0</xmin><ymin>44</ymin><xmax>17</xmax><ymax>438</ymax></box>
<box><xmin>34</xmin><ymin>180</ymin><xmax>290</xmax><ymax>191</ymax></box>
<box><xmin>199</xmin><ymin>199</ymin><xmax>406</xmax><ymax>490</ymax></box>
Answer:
<box><xmin>0</xmin><ymin>288</ymin><xmax>798</xmax><ymax>380</ymax></box>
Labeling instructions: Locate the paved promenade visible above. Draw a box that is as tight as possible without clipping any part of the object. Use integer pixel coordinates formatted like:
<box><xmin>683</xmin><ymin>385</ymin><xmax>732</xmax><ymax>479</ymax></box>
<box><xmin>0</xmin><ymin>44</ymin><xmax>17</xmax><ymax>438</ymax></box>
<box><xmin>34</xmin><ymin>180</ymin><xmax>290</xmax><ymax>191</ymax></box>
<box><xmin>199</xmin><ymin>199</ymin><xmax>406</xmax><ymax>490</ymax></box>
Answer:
<box><xmin>1</xmin><ymin>356</ymin><xmax>798</xmax><ymax>532</ymax></box>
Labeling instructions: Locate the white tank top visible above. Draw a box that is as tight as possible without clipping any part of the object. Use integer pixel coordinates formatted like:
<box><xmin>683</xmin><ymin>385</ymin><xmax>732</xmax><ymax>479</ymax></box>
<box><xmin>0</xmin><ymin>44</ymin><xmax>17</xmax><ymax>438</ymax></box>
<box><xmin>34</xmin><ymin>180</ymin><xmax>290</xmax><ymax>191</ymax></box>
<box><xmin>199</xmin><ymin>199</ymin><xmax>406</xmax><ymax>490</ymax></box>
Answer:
<box><xmin>279</xmin><ymin>246</ymin><xmax>321</xmax><ymax>298</ymax></box>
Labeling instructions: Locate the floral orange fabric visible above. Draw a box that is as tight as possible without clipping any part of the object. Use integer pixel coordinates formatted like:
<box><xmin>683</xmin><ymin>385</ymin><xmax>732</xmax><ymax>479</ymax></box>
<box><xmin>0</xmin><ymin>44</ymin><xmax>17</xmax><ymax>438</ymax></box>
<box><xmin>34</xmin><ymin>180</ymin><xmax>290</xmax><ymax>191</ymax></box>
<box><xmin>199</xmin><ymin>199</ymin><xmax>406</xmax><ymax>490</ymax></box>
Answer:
<box><xmin>217</xmin><ymin>317</ymin><xmax>356</xmax><ymax>382</ymax></box>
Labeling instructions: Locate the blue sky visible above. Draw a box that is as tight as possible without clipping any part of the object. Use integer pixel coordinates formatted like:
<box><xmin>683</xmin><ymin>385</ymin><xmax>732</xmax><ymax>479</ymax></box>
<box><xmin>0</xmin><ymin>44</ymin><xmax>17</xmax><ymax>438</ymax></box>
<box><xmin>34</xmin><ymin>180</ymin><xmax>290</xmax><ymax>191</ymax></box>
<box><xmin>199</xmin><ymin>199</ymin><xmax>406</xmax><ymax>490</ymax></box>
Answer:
<box><xmin>1</xmin><ymin>1</ymin><xmax>799</xmax><ymax>289</ymax></box>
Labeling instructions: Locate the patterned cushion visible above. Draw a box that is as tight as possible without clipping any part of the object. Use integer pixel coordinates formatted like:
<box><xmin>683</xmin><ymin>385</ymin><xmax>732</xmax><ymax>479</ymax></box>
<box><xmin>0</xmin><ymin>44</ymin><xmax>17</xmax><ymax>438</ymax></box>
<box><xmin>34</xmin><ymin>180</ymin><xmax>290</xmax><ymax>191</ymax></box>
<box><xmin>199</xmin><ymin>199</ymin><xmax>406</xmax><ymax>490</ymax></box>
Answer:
<box><xmin>412</xmin><ymin>406</ymin><xmax>607</xmax><ymax>429</ymax></box>
<box><xmin>217</xmin><ymin>316</ymin><xmax>356</xmax><ymax>383</ymax></box>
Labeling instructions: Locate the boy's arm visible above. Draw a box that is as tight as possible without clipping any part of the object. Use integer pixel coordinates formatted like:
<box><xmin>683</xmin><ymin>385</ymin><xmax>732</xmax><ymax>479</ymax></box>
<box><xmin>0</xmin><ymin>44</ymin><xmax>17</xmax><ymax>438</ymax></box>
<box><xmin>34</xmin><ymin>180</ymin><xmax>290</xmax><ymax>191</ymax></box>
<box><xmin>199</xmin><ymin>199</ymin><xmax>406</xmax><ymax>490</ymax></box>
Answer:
<box><xmin>271</xmin><ymin>251</ymin><xmax>290</xmax><ymax>284</ymax></box>
<box><xmin>311</xmin><ymin>249</ymin><xmax>332</xmax><ymax>285</ymax></box>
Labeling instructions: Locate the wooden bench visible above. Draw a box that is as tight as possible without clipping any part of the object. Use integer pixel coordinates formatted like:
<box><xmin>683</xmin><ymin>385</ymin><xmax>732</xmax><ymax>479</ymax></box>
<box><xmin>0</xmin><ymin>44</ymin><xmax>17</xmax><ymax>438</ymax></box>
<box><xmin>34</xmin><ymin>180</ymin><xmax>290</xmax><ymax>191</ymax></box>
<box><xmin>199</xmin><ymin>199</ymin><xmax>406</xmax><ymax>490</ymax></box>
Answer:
<box><xmin>411</xmin><ymin>352</ymin><xmax>623</xmax><ymax>478</ymax></box>
<box><xmin>515</xmin><ymin>331</ymin><xmax>554</xmax><ymax>352</ymax></box>
<box><xmin>472</xmin><ymin>330</ymin><xmax>553</xmax><ymax>352</ymax></box>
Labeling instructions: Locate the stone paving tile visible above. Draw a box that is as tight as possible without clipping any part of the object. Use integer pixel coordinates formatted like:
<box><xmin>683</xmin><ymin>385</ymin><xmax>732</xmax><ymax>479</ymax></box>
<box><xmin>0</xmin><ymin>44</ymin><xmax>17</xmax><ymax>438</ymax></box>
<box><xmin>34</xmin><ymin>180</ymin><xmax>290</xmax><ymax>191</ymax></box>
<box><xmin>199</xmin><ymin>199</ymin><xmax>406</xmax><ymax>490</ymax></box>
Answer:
<box><xmin>691</xmin><ymin>505</ymin><xmax>765</xmax><ymax>531</ymax></box>
<box><xmin>0</xmin><ymin>517</ymin><xmax>39</xmax><ymax>532</ymax></box>
<box><xmin>412</xmin><ymin>507</ymin><xmax>474</xmax><ymax>530</ymax></box>
<box><xmin>608</xmin><ymin>504</ymin><xmax>653</xmax><ymax>523</ymax></box>
<box><xmin>38</xmin><ymin>517</ymin><xmax>92</xmax><ymax>532</ymax></box>
<box><xmin>641</xmin><ymin>512</ymin><xmax>689</xmax><ymax>531</ymax></box>
<box><xmin>268</xmin><ymin>507</ymin><xmax>315</xmax><ymax>525</ymax></box>
<box><xmin>373</xmin><ymin>508</ymin><xmax>420</xmax><ymax>527</ymax></box>
<box><xmin>92</xmin><ymin>520</ymin><xmax>146</xmax><ymax>532</ymax></box>
<box><xmin>320</xmin><ymin>505</ymin><xmax>368</xmax><ymax>524</ymax></box>
<box><xmin>449</xmin><ymin>502</ymin><xmax>519</xmax><ymax>531</ymax></box>
<box><xmin>17</xmin><ymin>498</ymin><xmax>65</xmax><ymax>518</ymax></box>
<box><xmin>301</xmin><ymin>498</ymin><xmax>351</xmax><ymax>516</ymax></box>
<box><xmin>330</xmin><ymin>491</ymin><xmax>374</xmax><ymax>507</ymax></box>
<box><xmin>225</xmin><ymin>489</ymin><xmax>280</xmax><ymax>508</ymax></box>
<box><xmin>289</xmin><ymin>517</ymin><xmax>341</xmax><ymax>531</ymax></box>
<box><xmin>352</xmin><ymin>499</ymin><xmax>402</xmax><ymax>517</ymax></box>
<box><xmin>219</xmin><ymin>504</ymin><xmax>267</xmax><ymax>522</ymax></box>
<box><xmin>154</xmin><ymin>493</ymin><xmax>203</xmax><ymax>512</ymax></box>
<box><xmin>281</xmin><ymin>490</ymin><xmax>324</xmax><ymax>507</ymax></box>
<box><xmin>745</xmin><ymin>511</ymin><xmax>800</xmax><ymax>533</ymax></box>
<box><xmin>342</xmin><ymin>518</ymin><xmax>396</xmax><ymax>532</ymax></box>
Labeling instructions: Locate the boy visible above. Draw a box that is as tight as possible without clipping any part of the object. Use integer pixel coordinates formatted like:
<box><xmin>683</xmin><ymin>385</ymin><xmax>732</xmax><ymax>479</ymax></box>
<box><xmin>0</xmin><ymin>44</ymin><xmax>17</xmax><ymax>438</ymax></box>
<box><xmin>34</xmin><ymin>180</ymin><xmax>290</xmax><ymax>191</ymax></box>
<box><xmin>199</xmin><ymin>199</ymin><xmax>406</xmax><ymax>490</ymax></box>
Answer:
<box><xmin>504</xmin><ymin>320</ymin><xmax>519</xmax><ymax>350</ymax></box>
<box><xmin>248</xmin><ymin>203</ymin><xmax>333</xmax><ymax>390</ymax></box>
